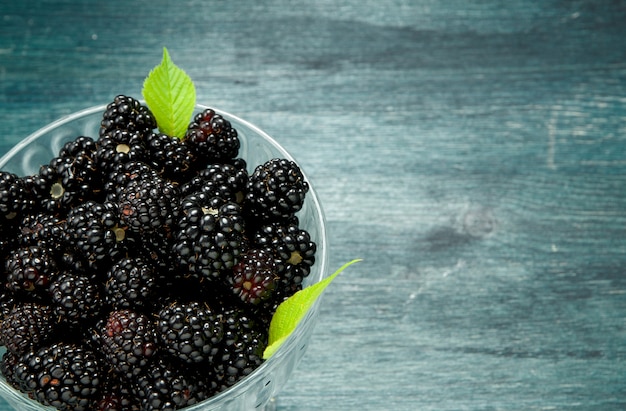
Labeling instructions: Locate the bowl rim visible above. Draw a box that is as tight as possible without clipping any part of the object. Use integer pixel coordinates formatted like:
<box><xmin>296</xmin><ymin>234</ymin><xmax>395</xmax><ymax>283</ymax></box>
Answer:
<box><xmin>0</xmin><ymin>103</ymin><xmax>330</xmax><ymax>409</ymax></box>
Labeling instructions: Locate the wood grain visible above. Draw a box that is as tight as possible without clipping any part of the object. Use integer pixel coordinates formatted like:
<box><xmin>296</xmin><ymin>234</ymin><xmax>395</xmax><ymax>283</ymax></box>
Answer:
<box><xmin>1</xmin><ymin>1</ymin><xmax>625</xmax><ymax>410</ymax></box>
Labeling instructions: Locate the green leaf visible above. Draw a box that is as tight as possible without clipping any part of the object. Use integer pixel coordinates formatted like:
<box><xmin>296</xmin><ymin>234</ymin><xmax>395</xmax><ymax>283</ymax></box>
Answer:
<box><xmin>262</xmin><ymin>259</ymin><xmax>362</xmax><ymax>360</ymax></box>
<box><xmin>142</xmin><ymin>48</ymin><xmax>196</xmax><ymax>138</ymax></box>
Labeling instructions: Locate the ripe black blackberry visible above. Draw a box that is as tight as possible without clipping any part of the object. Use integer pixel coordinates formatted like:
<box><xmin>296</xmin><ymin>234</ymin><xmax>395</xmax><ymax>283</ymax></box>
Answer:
<box><xmin>64</xmin><ymin>200</ymin><xmax>132</xmax><ymax>272</ymax></box>
<box><xmin>0</xmin><ymin>171</ymin><xmax>32</xmax><ymax>226</ymax></box>
<box><xmin>49</xmin><ymin>271</ymin><xmax>103</xmax><ymax>327</ymax></box>
<box><xmin>246</xmin><ymin>158</ymin><xmax>309</xmax><ymax>221</ymax></box>
<box><xmin>0</xmin><ymin>302</ymin><xmax>57</xmax><ymax>356</ymax></box>
<box><xmin>96</xmin><ymin>129</ymin><xmax>148</xmax><ymax>174</ymax></box>
<box><xmin>13</xmin><ymin>342</ymin><xmax>102</xmax><ymax>411</ymax></box>
<box><xmin>34</xmin><ymin>153</ymin><xmax>102</xmax><ymax>214</ymax></box>
<box><xmin>145</xmin><ymin>132</ymin><xmax>197</xmax><ymax>182</ymax></box>
<box><xmin>103</xmin><ymin>160</ymin><xmax>159</xmax><ymax>203</ymax></box>
<box><xmin>180</xmin><ymin>162</ymin><xmax>249</xmax><ymax>203</ymax></box>
<box><xmin>95</xmin><ymin>371</ymin><xmax>142</xmax><ymax>411</ymax></box>
<box><xmin>213</xmin><ymin>307</ymin><xmax>267</xmax><ymax>391</ymax></box>
<box><xmin>157</xmin><ymin>300</ymin><xmax>224</xmax><ymax>364</ymax></box>
<box><xmin>5</xmin><ymin>245</ymin><xmax>59</xmax><ymax>298</ymax></box>
<box><xmin>173</xmin><ymin>193</ymin><xmax>246</xmax><ymax>281</ymax></box>
<box><xmin>17</xmin><ymin>211</ymin><xmax>65</xmax><ymax>250</ymax></box>
<box><xmin>0</xmin><ymin>350</ymin><xmax>21</xmax><ymax>390</ymax></box>
<box><xmin>184</xmin><ymin>108</ymin><xmax>240</xmax><ymax>163</ymax></box>
<box><xmin>104</xmin><ymin>256</ymin><xmax>158</xmax><ymax>310</ymax></box>
<box><xmin>97</xmin><ymin>309</ymin><xmax>158</xmax><ymax>378</ymax></box>
<box><xmin>59</xmin><ymin>135</ymin><xmax>98</xmax><ymax>159</ymax></box>
<box><xmin>100</xmin><ymin>95</ymin><xmax>157</xmax><ymax>137</ymax></box>
<box><xmin>228</xmin><ymin>249</ymin><xmax>278</xmax><ymax>305</ymax></box>
<box><xmin>117</xmin><ymin>173</ymin><xmax>180</xmax><ymax>237</ymax></box>
<box><xmin>133</xmin><ymin>356</ymin><xmax>211</xmax><ymax>410</ymax></box>
<box><xmin>254</xmin><ymin>221</ymin><xmax>316</xmax><ymax>288</ymax></box>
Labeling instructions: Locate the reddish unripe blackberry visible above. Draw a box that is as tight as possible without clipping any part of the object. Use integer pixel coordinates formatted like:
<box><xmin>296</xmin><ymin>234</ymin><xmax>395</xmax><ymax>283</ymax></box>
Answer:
<box><xmin>184</xmin><ymin>108</ymin><xmax>240</xmax><ymax>163</ymax></box>
<box><xmin>173</xmin><ymin>193</ymin><xmax>246</xmax><ymax>281</ymax></box>
<box><xmin>64</xmin><ymin>200</ymin><xmax>132</xmax><ymax>272</ymax></box>
<box><xmin>100</xmin><ymin>95</ymin><xmax>157</xmax><ymax>137</ymax></box>
<box><xmin>0</xmin><ymin>171</ymin><xmax>31</xmax><ymax>226</ymax></box>
<box><xmin>228</xmin><ymin>249</ymin><xmax>278</xmax><ymax>305</ymax></box>
<box><xmin>49</xmin><ymin>271</ymin><xmax>103</xmax><ymax>327</ymax></box>
<box><xmin>157</xmin><ymin>301</ymin><xmax>224</xmax><ymax>364</ymax></box>
<box><xmin>96</xmin><ymin>129</ymin><xmax>148</xmax><ymax>174</ymax></box>
<box><xmin>13</xmin><ymin>342</ymin><xmax>102</xmax><ymax>411</ymax></box>
<box><xmin>98</xmin><ymin>309</ymin><xmax>158</xmax><ymax>378</ymax></box>
<box><xmin>0</xmin><ymin>302</ymin><xmax>57</xmax><ymax>356</ymax></box>
<box><xmin>104</xmin><ymin>256</ymin><xmax>157</xmax><ymax>310</ymax></box>
<box><xmin>133</xmin><ymin>356</ymin><xmax>211</xmax><ymax>410</ymax></box>
<box><xmin>5</xmin><ymin>245</ymin><xmax>59</xmax><ymax>298</ymax></box>
<box><xmin>246</xmin><ymin>158</ymin><xmax>309</xmax><ymax>221</ymax></box>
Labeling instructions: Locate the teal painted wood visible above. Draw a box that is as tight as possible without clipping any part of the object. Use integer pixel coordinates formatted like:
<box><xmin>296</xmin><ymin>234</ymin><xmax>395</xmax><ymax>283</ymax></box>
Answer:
<box><xmin>1</xmin><ymin>1</ymin><xmax>625</xmax><ymax>410</ymax></box>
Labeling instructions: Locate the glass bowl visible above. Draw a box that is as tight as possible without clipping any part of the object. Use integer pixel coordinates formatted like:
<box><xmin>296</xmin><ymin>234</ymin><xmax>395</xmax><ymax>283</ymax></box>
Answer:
<box><xmin>0</xmin><ymin>104</ymin><xmax>329</xmax><ymax>411</ymax></box>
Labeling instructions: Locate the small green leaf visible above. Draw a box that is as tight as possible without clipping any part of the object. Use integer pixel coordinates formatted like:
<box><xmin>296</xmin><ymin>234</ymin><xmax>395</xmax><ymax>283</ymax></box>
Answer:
<box><xmin>263</xmin><ymin>259</ymin><xmax>362</xmax><ymax>360</ymax></box>
<box><xmin>142</xmin><ymin>48</ymin><xmax>196</xmax><ymax>138</ymax></box>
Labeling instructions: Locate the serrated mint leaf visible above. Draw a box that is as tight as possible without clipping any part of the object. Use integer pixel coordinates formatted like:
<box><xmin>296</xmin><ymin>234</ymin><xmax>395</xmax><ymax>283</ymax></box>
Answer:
<box><xmin>142</xmin><ymin>48</ymin><xmax>196</xmax><ymax>138</ymax></box>
<box><xmin>262</xmin><ymin>259</ymin><xmax>362</xmax><ymax>360</ymax></box>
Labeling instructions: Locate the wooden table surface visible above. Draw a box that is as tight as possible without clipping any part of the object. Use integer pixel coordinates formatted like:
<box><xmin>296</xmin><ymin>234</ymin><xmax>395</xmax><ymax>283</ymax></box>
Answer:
<box><xmin>1</xmin><ymin>1</ymin><xmax>625</xmax><ymax>410</ymax></box>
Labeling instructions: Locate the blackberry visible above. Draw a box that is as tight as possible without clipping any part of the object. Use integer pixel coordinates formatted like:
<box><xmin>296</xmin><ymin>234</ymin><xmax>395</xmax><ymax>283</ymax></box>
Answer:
<box><xmin>64</xmin><ymin>200</ymin><xmax>132</xmax><ymax>272</ymax></box>
<box><xmin>228</xmin><ymin>249</ymin><xmax>278</xmax><ymax>305</ymax></box>
<box><xmin>14</xmin><ymin>342</ymin><xmax>102</xmax><ymax>411</ymax></box>
<box><xmin>0</xmin><ymin>302</ymin><xmax>57</xmax><ymax>356</ymax></box>
<box><xmin>49</xmin><ymin>271</ymin><xmax>103</xmax><ymax>327</ymax></box>
<box><xmin>59</xmin><ymin>135</ymin><xmax>98</xmax><ymax>159</ymax></box>
<box><xmin>254</xmin><ymin>221</ymin><xmax>316</xmax><ymax>288</ymax></box>
<box><xmin>35</xmin><ymin>153</ymin><xmax>101</xmax><ymax>215</ymax></box>
<box><xmin>157</xmin><ymin>300</ymin><xmax>224</xmax><ymax>364</ymax></box>
<box><xmin>133</xmin><ymin>356</ymin><xmax>211</xmax><ymax>411</ymax></box>
<box><xmin>213</xmin><ymin>308</ymin><xmax>267</xmax><ymax>391</ymax></box>
<box><xmin>5</xmin><ymin>245</ymin><xmax>59</xmax><ymax>298</ymax></box>
<box><xmin>98</xmin><ymin>309</ymin><xmax>158</xmax><ymax>378</ymax></box>
<box><xmin>117</xmin><ymin>173</ymin><xmax>180</xmax><ymax>236</ymax></box>
<box><xmin>0</xmin><ymin>171</ymin><xmax>31</xmax><ymax>226</ymax></box>
<box><xmin>173</xmin><ymin>193</ymin><xmax>246</xmax><ymax>281</ymax></box>
<box><xmin>180</xmin><ymin>162</ymin><xmax>249</xmax><ymax>203</ymax></box>
<box><xmin>96</xmin><ymin>129</ymin><xmax>148</xmax><ymax>174</ymax></box>
<box><xmin>100</xmin><ymin>95</ymin><xmax>157</xmax><ymax>137</ymax></box>
<box><xmin>17</xmin><ymin>211</ymin><xmax>65</xmax><ymax>250</ymax></box>
<box><xmin>184</xmin><ymin>108</ymin><xmax>240</xmax><ymax>163</ymax></box>
<box><xmin>104</xmin><ymin>256</ymin><xmax>158</xmax><ymax>310</ymax></box>
<box><xmin>145</xmin><ymin>132</ymin><xmax>197</xmax><ymax>181</ymax></box>
<box><xmin>0</xmin><ymin>350</ymin><xmax>21</xmax><ymax>390</ymax></box>
<box><xmin>246</xmin><ymin>158</ymin><xmax>309</xmax><ymax>221</ymax></box>
<box><xmin>103</xmin><ymin>160</ymin><xmax>159</xmax><ymax>203</ymax></box>
<box><xmin>95</xmin><ymin>371</ymin><xmax>141</xmax><ymax>411</ymax></box>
